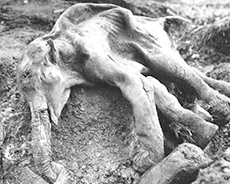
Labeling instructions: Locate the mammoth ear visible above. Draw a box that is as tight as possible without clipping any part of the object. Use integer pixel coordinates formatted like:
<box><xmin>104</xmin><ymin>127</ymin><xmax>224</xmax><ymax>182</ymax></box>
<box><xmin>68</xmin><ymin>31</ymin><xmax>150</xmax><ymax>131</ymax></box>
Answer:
<box><xmin>47</xmin><ymin>39</ymin><xmax>57</xmax><ymax>64</ymax></box>
<box><xmin>162</xmin><ymin>16</ymin><xmax>190</xmax><ymax>48</ymax></box>
<box><xmin>163</xmin><ymin>16</ymin><xmax>190</xmax><ymax>33</ymax></box>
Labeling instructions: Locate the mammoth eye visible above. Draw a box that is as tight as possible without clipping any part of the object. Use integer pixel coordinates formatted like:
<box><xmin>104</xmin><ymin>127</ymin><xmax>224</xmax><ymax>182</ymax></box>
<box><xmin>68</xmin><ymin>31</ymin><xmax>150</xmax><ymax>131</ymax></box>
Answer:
<box><xmin>166</xmin><ymin>19</ymin><xmax>172</xmax><ymax>25</ymax></box>
<box><xmin>21</xmin><ymin>69</ymin><xmax>32</xmax><ymax>79</ymax></box>
<box><xmin>47</xmin><ymin>39</ymin><xmax>57</xmax><ymax>64</ymax></box>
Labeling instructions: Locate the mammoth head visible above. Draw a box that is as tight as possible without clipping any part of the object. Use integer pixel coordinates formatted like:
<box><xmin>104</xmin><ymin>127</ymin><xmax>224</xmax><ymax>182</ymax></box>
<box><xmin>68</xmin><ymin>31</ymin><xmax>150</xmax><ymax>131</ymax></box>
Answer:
<box><xmin>17</xmin><ymin>38</ymin><xmax>79</xmax><ymax>124</ymax></box>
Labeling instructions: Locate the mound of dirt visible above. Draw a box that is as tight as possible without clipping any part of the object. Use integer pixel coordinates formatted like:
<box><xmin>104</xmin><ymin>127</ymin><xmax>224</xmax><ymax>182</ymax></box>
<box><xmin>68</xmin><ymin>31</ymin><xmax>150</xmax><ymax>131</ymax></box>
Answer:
<box><xmin>178</xmin><ymin>16</ymin><xmax>230</xmax><ymax>67</ymax></box>
<box><xmin>192</xmin><ymin>148</ymin><xmax>230</xmax><ymax>184</ymax></box>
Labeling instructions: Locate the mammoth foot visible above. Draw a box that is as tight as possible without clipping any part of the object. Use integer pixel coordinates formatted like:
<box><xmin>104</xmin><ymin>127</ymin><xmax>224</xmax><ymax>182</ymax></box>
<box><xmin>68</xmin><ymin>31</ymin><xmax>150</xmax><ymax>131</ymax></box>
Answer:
<box><xmin>138</xmin><ymin>143</ymin><xmax>212</xmax><ymax>184</ymax></box>
<box><xmin>190</xmin><ymin>67</ymin><xmax>230</xmax><ymax>126</ymax></box>
<box><xmin>205</xmin><ymin>92</ymin><xmax>230</xmax><ymax>126</ymax></box>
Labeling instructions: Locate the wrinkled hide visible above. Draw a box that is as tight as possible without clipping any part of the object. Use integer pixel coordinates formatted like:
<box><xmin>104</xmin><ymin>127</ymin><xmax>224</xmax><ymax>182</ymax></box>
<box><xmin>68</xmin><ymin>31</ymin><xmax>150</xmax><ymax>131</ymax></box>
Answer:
<box><xmin>17</xmin><ymin>3</ymin><xmax>225</xmax><ymax>184</ymax></box>
<box><xmin>17</xmin><ymin>3</ymin><xmax>189</xmax><ymax>123</ymax></box>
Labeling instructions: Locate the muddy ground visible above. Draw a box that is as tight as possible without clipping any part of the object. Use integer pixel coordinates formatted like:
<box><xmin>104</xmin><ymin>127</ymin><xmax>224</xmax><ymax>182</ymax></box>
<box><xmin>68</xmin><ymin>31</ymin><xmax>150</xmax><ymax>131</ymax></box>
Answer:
<box><xmin>1</xmin><ymin>0</ymin><xmax>230</xmax><ymax>184</ymax></box>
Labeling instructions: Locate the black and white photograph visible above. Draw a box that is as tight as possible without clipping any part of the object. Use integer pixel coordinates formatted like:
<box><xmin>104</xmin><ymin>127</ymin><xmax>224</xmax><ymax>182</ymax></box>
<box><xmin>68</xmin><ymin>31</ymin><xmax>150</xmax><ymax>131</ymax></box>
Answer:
<box><xmin>1</xmin><ymin>0</ymin><xmax>230</xmax><ymax>183</ymax></box>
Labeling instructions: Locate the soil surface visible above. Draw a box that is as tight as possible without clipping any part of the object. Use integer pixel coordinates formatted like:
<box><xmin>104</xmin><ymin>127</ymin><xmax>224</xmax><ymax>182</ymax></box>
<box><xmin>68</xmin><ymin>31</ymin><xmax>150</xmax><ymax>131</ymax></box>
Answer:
<box><xmin>1</xmin><ymin>0</ymin><xmax>230</xmax><ymax>184</ymax></box>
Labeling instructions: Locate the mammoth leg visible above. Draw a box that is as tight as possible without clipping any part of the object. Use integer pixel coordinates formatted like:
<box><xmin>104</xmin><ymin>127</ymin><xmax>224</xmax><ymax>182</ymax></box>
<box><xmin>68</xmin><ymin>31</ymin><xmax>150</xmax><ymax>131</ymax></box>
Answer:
<box><xmin>146</xmin><ymin>76</ymin><xmax>218</xmax><ymax>148</ymax></box>
<box><xmin>136</xmin><ymin>45</ymin><xmax>230</xmax><ymax>125</ymax></box>
<box><xmin>85</xmin><ymin>59</ymin><xmax>164</xmax><ymax>172</ymax></box>
<box><xmin>29</xmin><ymin>103</ymin><xmax>68</xmax><ymax>184</ymax></box>
<box><xmin>192</xmin><ymin>67</ymin><xmax>230</xmax><ymax>98</ymax></box>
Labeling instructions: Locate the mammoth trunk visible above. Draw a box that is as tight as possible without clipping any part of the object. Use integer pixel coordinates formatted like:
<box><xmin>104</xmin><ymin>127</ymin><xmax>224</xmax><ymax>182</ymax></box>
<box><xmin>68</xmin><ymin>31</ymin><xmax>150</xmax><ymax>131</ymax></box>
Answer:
<box><xmin>29</xmin><ymin>103</ymin><xmax>58</xmax><ymax>182</ymax></box>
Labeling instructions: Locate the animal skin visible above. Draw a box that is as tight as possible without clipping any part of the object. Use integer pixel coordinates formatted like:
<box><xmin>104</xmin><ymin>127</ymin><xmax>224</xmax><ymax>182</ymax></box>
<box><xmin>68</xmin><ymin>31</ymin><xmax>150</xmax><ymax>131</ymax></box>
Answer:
<box><xmin>17</xmin><ymin>3</ymin><xmax>230</xmax><ymax>183</ymax></box>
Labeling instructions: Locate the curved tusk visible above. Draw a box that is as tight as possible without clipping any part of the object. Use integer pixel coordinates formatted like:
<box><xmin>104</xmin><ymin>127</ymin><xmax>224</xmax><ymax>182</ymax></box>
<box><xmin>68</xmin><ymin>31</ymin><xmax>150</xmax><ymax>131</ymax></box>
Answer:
<box><xmin>48</xmin><ymin>103</ymin><xmax>58</xmax><ymax>125</ymax></box>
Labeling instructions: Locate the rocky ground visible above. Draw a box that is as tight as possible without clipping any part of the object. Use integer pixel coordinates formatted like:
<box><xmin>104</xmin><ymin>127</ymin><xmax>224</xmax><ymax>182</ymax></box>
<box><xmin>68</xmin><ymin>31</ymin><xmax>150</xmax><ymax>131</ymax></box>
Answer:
<box><xmin>1</xmin><ymin>0</ymin><xmax>230</xmax><ymax>183</ymax></box>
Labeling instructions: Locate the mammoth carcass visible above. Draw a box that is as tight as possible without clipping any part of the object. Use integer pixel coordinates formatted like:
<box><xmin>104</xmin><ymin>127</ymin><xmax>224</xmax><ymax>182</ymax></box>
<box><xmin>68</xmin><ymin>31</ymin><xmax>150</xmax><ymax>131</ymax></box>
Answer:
<box><xmin>17</xmin><ymin>3</ymin><xmax>230</xmax><ymax>184</ymax></box>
